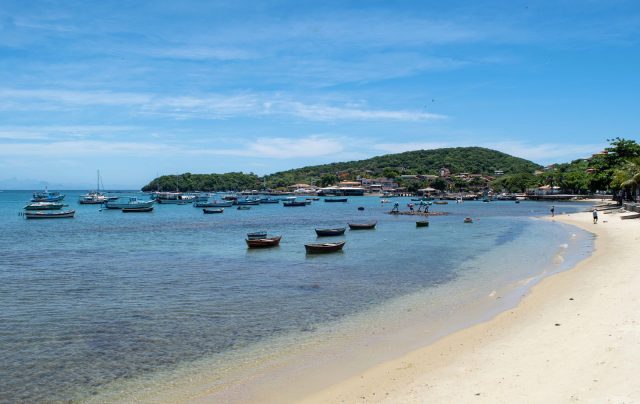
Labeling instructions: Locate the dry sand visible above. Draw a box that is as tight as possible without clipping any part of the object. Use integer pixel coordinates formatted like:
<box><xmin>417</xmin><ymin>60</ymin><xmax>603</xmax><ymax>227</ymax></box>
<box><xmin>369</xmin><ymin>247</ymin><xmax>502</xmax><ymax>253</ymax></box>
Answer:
<box><xmin>299</xmin><ymin>211</ymin><xmax>640</xmax><ymax>403</ymax></box>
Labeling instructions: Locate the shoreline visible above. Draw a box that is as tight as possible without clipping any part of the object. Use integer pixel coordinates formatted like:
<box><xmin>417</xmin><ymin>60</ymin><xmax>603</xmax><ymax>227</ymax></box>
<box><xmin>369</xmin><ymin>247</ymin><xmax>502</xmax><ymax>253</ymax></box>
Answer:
<box><xmin>298</xmin><ymin>210</ymin><xmax>640</xmax><ymax>403</ymax></box>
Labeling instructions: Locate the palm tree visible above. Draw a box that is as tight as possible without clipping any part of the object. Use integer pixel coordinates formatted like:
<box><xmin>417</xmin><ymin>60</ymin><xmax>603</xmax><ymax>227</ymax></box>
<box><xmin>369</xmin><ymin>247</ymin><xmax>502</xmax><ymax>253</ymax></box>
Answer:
<box><xmin>612</xmin><ymin>158</ymin><xmax>640</xmax><ymax>202</ymax></box>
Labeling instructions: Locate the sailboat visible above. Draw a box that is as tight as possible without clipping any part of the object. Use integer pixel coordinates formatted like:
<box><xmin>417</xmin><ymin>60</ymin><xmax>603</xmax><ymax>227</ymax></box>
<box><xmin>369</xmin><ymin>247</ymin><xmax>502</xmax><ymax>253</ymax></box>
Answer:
<box><xmin>79</xmin><ymin>170</ymin><xmax>114</xmax><ymax>204</ymax></box>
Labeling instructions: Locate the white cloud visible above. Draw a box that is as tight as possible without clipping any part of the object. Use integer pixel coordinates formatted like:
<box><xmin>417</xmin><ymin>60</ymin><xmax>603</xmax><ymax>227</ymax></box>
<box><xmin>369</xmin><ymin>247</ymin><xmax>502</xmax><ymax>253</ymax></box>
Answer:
<box><xmin>0</xmin><ymin>135</ymin><xmax>345</xmax><ymax>159</ymax></box>
<box><xmin>0</xmin><ymin>88</ymin><xmax>446</xmax><ymax>122</ymax></box>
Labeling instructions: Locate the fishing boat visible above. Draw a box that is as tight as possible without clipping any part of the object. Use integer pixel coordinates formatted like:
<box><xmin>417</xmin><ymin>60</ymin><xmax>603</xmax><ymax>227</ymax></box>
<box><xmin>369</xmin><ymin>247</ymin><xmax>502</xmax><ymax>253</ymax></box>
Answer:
<box><xmin>203</xmin><ymin>208</ymin><xmax>224</xmax><ymax>214</ymax></box>
<box><xmin>31</xmin><ymin>190</ymin><xmax>65</xmax><ymax>202</ymax></box>
<box><xmin>416</xmin><ymin>220</ymin><xmax>429</xmax><ymax>227</ymax></box>
<box><xmin>247</xmin><ymin>231</ymin><xmax>268</xmax><ymax>239</ymax></box>
<box><xmin>315</xmin><ymin>227</ymin><xmax>346</xmax><ymax>237</ymax></box>
<box><xmin>324</xmin><ymin>197</ymin><xmax>348</xmax><ymax>202</ymax></box>
<box><xmin>246</xmin><ymin>235</ymin><xmax>282</xmax><ymax>248</ymax></box>
<box><xmin>24</xmin><ymin>202</ymin><xmax>64</xmax><ymax>210</ymax></box>
<box><xmin>154</xmin><ymin>192</ymin><xmax>194</xmax><ymax>204</ymax></box>
<box><xmin>25</xmin><ymin>210</ymin><xmax>75</xmax><ymax>219</ymax></box>
<box><xmin>122</xmin><ymin>206</ymin><xmax>154</xmax><ymax>213</ymax></box>
<box><xmin>258</xmin><ymin>198</ymin><xmax>280</xmax><ymax>204</ymax></box>
<box><xmin>237</xmin><ymin>206</ymin><xmax>251</xmax><ymax>210</ymax></box>
<box><xmin>283</xmin><ymin>200</ymin><xmax>307</xmax><ymax>207</ymax></box>
<box><xmin>304</xmin><ymin>240</ymin><xmax>346</xmax><ymax>254</ymax></box>
<box><xmin>433</xmin><ymin>201</ymin><xmax>448</xmax><ymax>205</ymax></box>
<box><xmin>194</xmin><ymin>200</ymin><xmax>232</xmax><ymax>208</ymax></box>
<box><xmin>348</xmin><ymin>222</ymin><xmax>377</xmax><ymax>230</ymax></box>
<box><xmin>105</xmin><ymin>197</ymin><xmax>154</xmax><ymax>210</ymax></box>
<box><xmin>464</xmin><ymin>217</ymin><xmax>473</xmax><ymax>223</ymax></box>
<box><xmin>237</xmin><ymin>199</ymin><xmax>260</xmax><ymax>206</ymax></box>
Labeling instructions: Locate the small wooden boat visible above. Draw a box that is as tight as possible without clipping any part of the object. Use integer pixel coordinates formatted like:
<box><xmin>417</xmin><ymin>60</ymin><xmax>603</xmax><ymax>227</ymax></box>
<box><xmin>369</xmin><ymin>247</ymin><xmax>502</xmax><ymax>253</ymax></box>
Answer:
<box><xmin>315</xmin><ymin>227</ymin><xmax>346</xmax><ymax>237</ymax></box>
<box><xmin>237</xmin><ymin>206</ymin><xmax>251</xmax><ymax>210</ymax></box>
<box><xmin>203</xmin><ymin>208</ymin><xmax>224</xmax><ymax>214</ymax></box>
<box><xmin>433</xmin><ymin>201</ymin><xmax>448</xmax><ymax>205</ymax></box>
<box><xmin>246</xmin><ymin>235</ymin><xmax>282</xmax><ymax>248</ymax></box>
<box><xmin>305</xmin><ymin>240</ymin><xmax>346</xmax><ymax>254</ymax></box>
<box><xmin>122</xmin><ymin>206</ymin><xmax>153</xmax><ymax>212</ymax></box>
<box><xmin>416</xmin><ymin>220</ymin><xmax>429</xmax><ymax>227</ymax></box>
<box><xmin>357</xmin><ymin>206</ymin><xmax>365</xmax><ymax>211</ymax></box>
<box><xmin>515</xmin><ymin>200</ymin><xmax>520</xmax><ymax>204</ymax></box>
<box><xmin>283</xmin><ymin>201</ymin><xmax>307</xmax><ymax>207</ymax></box>
<box><xmin>324</xmin><ymin>198</ymin><xmax>348</xmax><ymax>202</ymax></box>
<box><xmin>464</xmin><ymin>217</ymin><xmax>473</xmax><ymax>223</ymax></box>
<box><xmin>247</xmin><ymin>231</ymin><xmax>268</xmax><ymax>239</ymax></box>
<box><xmin>25</xmin><ymin>209</ymin><xmax>75</xmax><ymax>219</ymax></box>
<box><xmin>348</xmin><ymin>222</ymin><xmax>377</xmax><ymax>230</ymax></box>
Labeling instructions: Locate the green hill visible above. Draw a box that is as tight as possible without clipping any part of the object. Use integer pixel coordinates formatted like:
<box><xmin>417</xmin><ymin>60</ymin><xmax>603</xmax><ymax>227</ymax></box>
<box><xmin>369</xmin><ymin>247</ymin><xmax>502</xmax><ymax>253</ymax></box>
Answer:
<box><xmin>264</xmin><ymin>147</ymin><xmax>542</xmax><ymax>188</ymax></box>
<box><xmin>141</xmin><ymin>147</ymin><xmax>542</xmax><ymax>191</ymax></box>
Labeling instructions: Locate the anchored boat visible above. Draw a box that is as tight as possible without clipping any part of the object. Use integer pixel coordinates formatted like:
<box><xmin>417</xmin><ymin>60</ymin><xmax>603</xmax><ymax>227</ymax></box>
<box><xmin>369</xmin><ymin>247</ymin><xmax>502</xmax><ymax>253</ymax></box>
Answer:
<box><xmin>305</xmin><ymin>241</ymin><xmax>346</xmax><ymax>254</ymax></box>
<box><xmin>315</xmin><ymin>227</ymin><xmax>346</xmax><ymax>237</ymax></box>
<box><xmin>25</xmin><ymin>210</ymin><xmax>75</xmax><ymax>219</ymax></box>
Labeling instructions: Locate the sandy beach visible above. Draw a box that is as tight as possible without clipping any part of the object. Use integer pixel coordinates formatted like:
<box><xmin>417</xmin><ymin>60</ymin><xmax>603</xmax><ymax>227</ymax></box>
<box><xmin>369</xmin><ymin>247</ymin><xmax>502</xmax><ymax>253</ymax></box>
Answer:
<box><xmin>298</xmin><ymin>210</ymin><xmax>640</xmax><ymax>403</ymax></box>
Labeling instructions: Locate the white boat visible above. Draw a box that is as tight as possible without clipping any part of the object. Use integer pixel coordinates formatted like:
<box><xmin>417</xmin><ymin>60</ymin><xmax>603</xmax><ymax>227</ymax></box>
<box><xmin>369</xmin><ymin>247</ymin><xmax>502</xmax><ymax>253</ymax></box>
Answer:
<box><xmin>79</xmin><ymin>170</ymin><xmax>114</xmax><ymax>204</ymax></box>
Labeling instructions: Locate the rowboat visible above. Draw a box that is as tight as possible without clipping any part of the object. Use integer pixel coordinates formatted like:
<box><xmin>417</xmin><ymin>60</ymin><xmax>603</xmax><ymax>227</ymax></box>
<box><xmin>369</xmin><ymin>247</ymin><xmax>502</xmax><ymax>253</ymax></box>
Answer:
<box><xmin>24</xmin><ymin>202</ymin><xmax>64</xmax><ymax>210</ymax></box>
<box><xmin>283</xmin><ymin>201</ymin><xmax>307</xmax><ymax>207</ymax></box>
<box><xmin>247</xmin><ymin>231</ymin><xmax>267</xmax><ymax>239</ymax></box>
<box><xmin>357</xmin><ymin>206</ymin><xmax>365</xmax><ymax>211</ymax></box>
<box><xmin>246</xmin><ymin>235</ymin><xmax>282</xmax><ymax>248</ymax></box>
<box><xmin>315</xmin><ymin>227</ymin><xmax>346</xmax><ymax>237</ymax></box>
<box><xmin>464</xmin><ymin>217</ymin><xmax>473</xmax><ymax>223</ymax></box>
<box><xmin>348</xmin><ymin>222</ymin><xmax>377</xmax><ymax>230</ymax></box>
<box><xmin>305</xmin><ymin>241</ymin><xmax>346</xmax><ymax>254</ymax></box>
<box><xmin>25</xmin><ymin>210</ymin><xmax>75</xmax><ymax>219</ymax></box>
<box><xmin>416</xmin><ymin>220</ymin><xmax>429</xmax><ymax>227</ymax></box>
<box><xmin>203</xmin><ymin>208</ymin><xmax>224</xmax><ymax>214</ymax></box>
<box><xmin>324</xmin><ymin>198</ymin><xmax>348</xmax><ymax>202</ymax></box>
<box><xmin>122</xmin><ymin>206</ymin><xmax>153</xmax><ymax>213</ymax></box>
<box><xmin>433</xmin><ymin>201</ymin><xmax>448</xmax><ymax>205</ymax></box>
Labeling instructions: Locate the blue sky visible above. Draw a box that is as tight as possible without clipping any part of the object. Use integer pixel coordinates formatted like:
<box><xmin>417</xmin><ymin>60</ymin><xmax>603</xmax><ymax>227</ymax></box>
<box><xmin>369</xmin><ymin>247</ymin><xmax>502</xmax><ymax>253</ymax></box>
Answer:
<box><xmin>0</xmin><ymin>0</ymin><xmax>638</xmax><ymax>189</ymax></box>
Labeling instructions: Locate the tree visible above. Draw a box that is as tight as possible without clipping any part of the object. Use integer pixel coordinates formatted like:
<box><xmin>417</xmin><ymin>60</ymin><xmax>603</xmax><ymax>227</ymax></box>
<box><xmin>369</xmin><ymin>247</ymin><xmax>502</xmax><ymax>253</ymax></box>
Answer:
<box><xmin>319</xmin><ymin>174</ymin><xmax>338</xmax><ymax>187</ymax></box>
<box><xmin>382</xmin><ymin>167</ymin><xmax>400</xmax><ymax>179</ymax></box>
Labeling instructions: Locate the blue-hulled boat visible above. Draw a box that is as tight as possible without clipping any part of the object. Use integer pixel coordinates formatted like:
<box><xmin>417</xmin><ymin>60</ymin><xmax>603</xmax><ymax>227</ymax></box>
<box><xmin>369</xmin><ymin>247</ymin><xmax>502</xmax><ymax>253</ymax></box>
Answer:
<box><xmin>104</xmin><ymin>197</ymin><xmax>154</xmax><ymax>210</ymax></box>
<box><xmin>31</xmin><ymin>190</ymin><xmax>65</xmax><ymax>202</ymax></box>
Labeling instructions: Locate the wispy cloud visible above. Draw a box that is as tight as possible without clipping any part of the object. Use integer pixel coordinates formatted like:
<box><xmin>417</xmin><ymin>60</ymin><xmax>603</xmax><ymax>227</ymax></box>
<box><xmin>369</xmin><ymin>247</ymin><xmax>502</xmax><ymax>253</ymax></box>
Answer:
<box><xmin>0</xmin><ymin>135</ymin><xmax>347</xmax><ymax>159</ymax></box>
<box><xmin>0</xmin><ymin>88</ymin><xmax>447</xmax><ymax>122</ymax></box>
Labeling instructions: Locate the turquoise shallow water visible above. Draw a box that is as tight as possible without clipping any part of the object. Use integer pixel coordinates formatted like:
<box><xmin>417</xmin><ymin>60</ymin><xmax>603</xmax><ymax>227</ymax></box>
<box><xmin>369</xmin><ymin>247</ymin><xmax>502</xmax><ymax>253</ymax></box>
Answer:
<box><xmin>0</xmin><ymin>191</ymin><xmax>593</xmax><ymax>402</ymax></box>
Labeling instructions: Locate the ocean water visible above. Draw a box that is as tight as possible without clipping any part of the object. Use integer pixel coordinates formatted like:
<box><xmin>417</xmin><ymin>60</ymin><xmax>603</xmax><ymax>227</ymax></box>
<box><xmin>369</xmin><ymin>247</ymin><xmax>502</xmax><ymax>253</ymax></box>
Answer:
<box><xmin>0</xmin><ymin>191</ymin><xmax>593</xmax><ymax>402</ymax></box>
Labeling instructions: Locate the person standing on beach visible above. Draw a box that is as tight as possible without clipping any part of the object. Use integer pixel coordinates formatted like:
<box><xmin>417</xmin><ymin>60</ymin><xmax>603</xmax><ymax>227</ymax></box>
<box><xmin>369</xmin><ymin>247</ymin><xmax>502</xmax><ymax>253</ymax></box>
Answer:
<box><xmin>593</xmin><ymin>208</ymin><xmax>598</xmax><ymax>224</ymax></box>
<box><xmin>550</xmin><ymin>205</ymin><xmax>555</xmax><ymax>217</ymax></box>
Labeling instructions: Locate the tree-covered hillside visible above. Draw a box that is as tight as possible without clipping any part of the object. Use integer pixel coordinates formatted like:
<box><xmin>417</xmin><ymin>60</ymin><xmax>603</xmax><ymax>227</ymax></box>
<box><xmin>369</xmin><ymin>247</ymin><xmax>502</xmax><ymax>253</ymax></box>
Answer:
<box><xmin>264</xmin><ymin>147</ymin><xmax>541</xmax><ymax>188</ymax></box>
<box><xmin>141</xmin><ymin>172</ymin><xmax>261</xmax><ymax>192</ymax></box>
